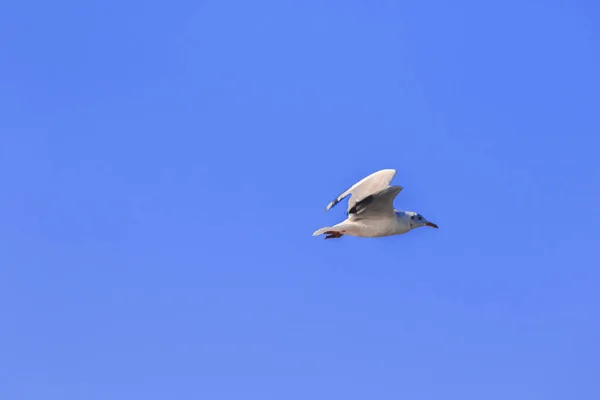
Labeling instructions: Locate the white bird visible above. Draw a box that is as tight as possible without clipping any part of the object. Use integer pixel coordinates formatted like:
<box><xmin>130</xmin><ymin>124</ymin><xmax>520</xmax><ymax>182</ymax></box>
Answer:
<box><xmin>313</xmin><ymin>169</ymin><xmax>438</xmax><ymax>240</ymax></box>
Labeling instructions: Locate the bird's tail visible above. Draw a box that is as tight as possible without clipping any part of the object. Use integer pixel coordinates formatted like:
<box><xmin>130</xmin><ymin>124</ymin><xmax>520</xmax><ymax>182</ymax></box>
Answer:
<box><xmin>313</xmin><ymin>226</ymin><xmax>335</xmax><ymax>237</ymax></box>
<box><xmin>312</xmin><ymin>226</ymin><xmax>347</xmax><ymax>240</ymax></box>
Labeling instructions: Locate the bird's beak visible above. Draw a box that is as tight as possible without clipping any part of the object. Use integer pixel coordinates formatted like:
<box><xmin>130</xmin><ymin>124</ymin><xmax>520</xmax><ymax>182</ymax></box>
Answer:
<box><xmin>425</xmin><ymin>222</ymin><xmax>439</xmax><ymax>229</ymax></box>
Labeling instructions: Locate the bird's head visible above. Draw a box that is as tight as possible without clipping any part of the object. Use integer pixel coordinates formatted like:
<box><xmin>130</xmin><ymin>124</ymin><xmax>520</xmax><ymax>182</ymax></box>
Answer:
<box><xmin>407</xmin><ymin>211</ymin><xmax>438</xmax><ymax>230</ymax></box>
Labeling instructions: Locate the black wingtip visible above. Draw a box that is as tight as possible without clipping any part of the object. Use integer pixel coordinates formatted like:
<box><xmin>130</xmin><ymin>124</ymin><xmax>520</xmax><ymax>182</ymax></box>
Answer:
<box><xmin>325</xmin><ymin>198</ymin><xmax>339</xmax><ymax>211</ymax></box>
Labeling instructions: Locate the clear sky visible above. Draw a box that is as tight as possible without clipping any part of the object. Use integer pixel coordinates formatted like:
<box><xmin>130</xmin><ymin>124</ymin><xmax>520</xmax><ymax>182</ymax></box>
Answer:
<box><xmin>1</xmin><ymin>0</ymin><xmax>599</xmax><ymax>399</ymax></box>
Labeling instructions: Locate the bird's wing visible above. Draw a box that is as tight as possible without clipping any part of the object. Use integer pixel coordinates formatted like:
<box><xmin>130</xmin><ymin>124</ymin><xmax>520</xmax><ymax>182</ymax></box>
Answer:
<box><xmin>347</xmin><ymin>185</ymin><xmax>403</xmax><ymax>220</ymax></box>
<box><xmin>325</xmin><ymin>169</ymin><xmax>398</xmax><ymax>214</ymax></box>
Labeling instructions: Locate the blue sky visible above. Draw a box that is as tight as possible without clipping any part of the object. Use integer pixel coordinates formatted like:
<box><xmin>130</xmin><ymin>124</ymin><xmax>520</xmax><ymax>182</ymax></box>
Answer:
<box><xmin>1</xmin><ymin>0</ymin><xmax>599</xmax><ymax>399</ymax></box>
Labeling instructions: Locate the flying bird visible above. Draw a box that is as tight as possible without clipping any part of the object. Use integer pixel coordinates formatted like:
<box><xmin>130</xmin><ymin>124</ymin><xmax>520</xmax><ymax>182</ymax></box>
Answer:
<box><xmin>313</xmin><ymin>169</ymin><xmax>438</xmax><ymax>239</ymax></box>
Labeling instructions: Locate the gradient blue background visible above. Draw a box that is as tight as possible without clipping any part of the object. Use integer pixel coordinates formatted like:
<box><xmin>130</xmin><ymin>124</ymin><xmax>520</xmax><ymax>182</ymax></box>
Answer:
<box><xmin>1</xmin><ymin>1</ymin><xmax>599</xmax><ymax>399</ymax></box>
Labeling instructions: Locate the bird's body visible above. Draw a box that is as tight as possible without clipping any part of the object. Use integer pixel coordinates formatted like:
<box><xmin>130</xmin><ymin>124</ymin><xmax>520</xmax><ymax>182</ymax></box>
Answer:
<box><xmin>314</xmin><ymin>211</ymin><xmax>412</xmax><ymax>238</ymax></box>
<box><xmin>313</xmin><ymin>169</ymin><xmax>438</xmax><ymax>239</ymax></box>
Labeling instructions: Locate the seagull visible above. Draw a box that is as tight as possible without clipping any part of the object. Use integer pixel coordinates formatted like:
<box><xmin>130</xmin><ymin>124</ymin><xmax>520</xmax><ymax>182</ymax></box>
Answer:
<box><xmin>313</xmin><ymin>169</ymin><xmax>438</xmax><ymax>239</ymax></box>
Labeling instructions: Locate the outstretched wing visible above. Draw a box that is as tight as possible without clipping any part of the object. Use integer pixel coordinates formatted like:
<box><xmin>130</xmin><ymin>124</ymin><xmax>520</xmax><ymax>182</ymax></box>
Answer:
<box><xmin>348</xmin><ymin>185</ymin><xmax>403</xmax><ymax>220</ymax></box>
<box><xmin>325</xmin><ymin>169</ymin><xmax>398</xmax><ymax>214</ymax></box>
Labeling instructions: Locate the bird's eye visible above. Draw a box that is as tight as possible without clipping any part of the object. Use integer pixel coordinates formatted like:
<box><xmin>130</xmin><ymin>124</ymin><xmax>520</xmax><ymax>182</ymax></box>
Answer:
<box><xmin>417</xmin><ymin>215</ymin><xmax>422</xmax><ymax>220</ymax></box>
